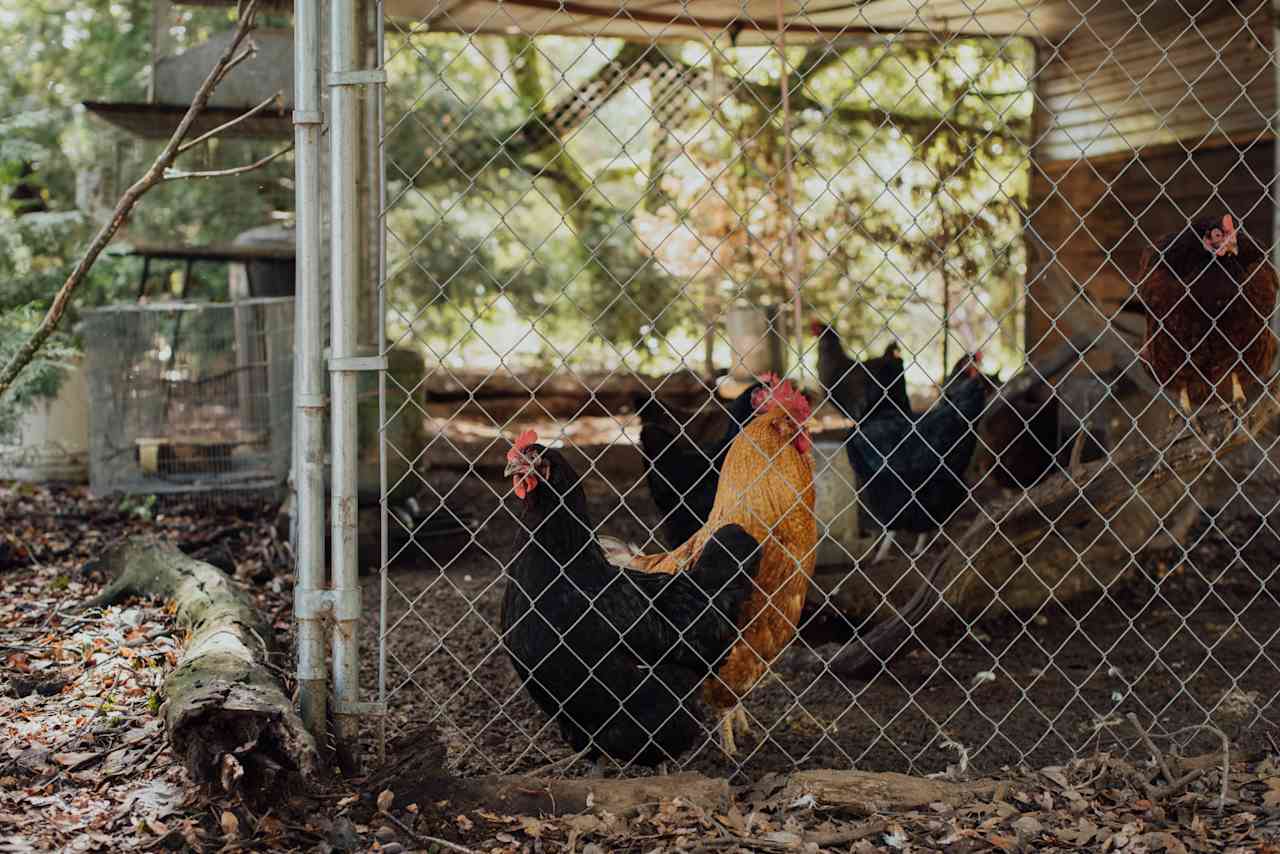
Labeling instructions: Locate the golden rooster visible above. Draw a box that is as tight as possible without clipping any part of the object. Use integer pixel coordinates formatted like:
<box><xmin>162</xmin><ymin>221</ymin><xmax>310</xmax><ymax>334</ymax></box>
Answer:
<box><xmin>624</xmin><ymin>375</ymin><xmax>817</xmax><ymax>756</ymax></box>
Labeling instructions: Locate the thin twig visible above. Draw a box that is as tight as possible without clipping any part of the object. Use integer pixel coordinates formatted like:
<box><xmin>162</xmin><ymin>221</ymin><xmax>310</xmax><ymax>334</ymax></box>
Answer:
<box><xmin>808</xmin><ymin>822</ymin><xmax>891</xmax><ymax>847</ymax></box>
<box><xmin>164</xmin><ymin>145</ymin><xmax>293</xmax><ymax>181</ymax></box>
<box><xmin>0</xmin><ymin>0</ymin><xmax>261</xmax><ymax>400</ymax></box>
<box><xmin>212</xmin><ymin>44</ymin><xmax>258</xmax><ymax>88</ymax></box>
<box><xmin>1147</xmin><ymin>766</ymin><xmax>1207</xmax><ymax>801</ymax></box>
<box><xmin>1127</xmin><ymin>712</ymin><xmax>1176</xmax><ymax>787</ymax></box>
<box><xmin>381</xmin><ymin>810</ymin><xmax>478</xmax><ymax>854</ymax></box>
<box><xmin>178</xmin><ymin>91</ymin><xmax>282</xmax><ymax>154</ymax></box>
<box><xmin>1164</xmin><ymin>723</ymin><xmax>1232</xmax><ymax>812</ymax></box>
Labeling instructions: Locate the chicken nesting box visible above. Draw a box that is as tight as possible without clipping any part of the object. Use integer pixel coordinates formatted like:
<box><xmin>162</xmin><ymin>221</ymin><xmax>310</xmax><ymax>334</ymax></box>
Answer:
<box><xmin>81</xmin><ymin>299</ymin><xmax>295</xmax><ymax>497</ymax></box>
<box><xmin>153</xmin><ymin>29</ymin><xmax>294</xmax><ymax>111</ymax></box>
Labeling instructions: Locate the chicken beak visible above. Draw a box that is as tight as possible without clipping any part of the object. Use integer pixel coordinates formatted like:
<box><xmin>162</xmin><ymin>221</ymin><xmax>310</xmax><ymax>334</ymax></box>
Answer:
<box><xmin>504</xmin><ymin>454</ymin><xmax>526</xmax><ymax>478</ymax></box>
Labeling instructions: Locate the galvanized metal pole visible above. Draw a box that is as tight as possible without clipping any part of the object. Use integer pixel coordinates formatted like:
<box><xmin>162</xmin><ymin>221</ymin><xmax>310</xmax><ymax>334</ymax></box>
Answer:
<box><xmin>373</xmin><ymin>0</ymin><xmax>390</xmax><ymax>766</ymax></box>
<box><xmin>329</xmin><ymin>0</ymin><xmax>364</xmax><ymax>771</ymax></box>
<box><xmin>292</xmin><ymin>0</ymin><xmax>327</xmax><ymax>741</ymax></box>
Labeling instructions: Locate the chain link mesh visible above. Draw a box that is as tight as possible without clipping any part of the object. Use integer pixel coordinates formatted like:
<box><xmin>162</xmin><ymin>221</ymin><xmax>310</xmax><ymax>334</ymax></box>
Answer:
<box><xmin>364</xmin><ymin>0</ymin><xmax>1280</xmax><ymax>776</ymax></box>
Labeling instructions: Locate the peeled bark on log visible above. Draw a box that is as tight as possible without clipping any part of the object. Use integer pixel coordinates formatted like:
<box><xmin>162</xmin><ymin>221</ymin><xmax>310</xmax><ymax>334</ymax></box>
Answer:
<box><xmin>822</xmin><ymin>383</ymin><xmax>1279</xmax><ymax>676</ymax></box>
<box><xmin>782</xmin><ymin>770</ymin><xmax>998</xmax><ymax>817</ymax></box>
<box><xmin>86</xmin><ymin>537</ymin><xmax>319</xmax><ymax>796</ymax></box>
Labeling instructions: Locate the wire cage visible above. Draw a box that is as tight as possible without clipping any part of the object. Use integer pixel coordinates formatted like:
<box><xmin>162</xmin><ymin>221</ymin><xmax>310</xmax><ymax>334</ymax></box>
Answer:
<box><xmin>82</xmin><ymin>298</ymin><xmax>294</xmax><ymax>498</ymax></box>
<box><xmin>290</xmin><ymin>0</ymin><xmax>1280</xmax><ymax>780</ymax></box>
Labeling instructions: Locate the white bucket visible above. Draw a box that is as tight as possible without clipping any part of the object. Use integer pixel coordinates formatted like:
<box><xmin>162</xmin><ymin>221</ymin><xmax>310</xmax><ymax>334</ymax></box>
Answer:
<box><xmin>0</xmin><ymin>360</ymin><xmax>90</xmax><ymax>483</ymax></box>
<box><xmin>725</xmin><ymin>304</ymin><xmax>784</xmax><ymax>380</ymax></box>
<box><xmin>811</xmin><ymin>438</ymin><xmax>861</xmax><ymax>566</ymax></box>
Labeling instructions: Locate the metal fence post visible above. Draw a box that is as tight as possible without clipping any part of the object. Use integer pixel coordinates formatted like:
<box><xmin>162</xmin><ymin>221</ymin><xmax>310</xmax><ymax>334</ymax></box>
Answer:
<box><xmin>292</xmin><ymin>0</ymin><xmax>327</xmax><ymax>741</ymax></box>
<box><xmin>328</xmin><ymin>0</ymin><xmax>374</xmax><ymax>771</ymax></box>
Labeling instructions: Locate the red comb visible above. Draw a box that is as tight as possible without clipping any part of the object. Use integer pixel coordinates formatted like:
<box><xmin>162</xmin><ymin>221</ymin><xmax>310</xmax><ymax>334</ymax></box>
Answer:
<box><xmin>752</xmin><ymin>377</ymin><xmax>811</xmax><ymax>424</ymax></box>
<box><xmin>973</xmin><ymin>350</ymin><xmax>983</xmax><ymax>363</ymax></box>
<box><xmin>507</xmin><ymin>429</ymin><xmax>537</xmax><ymax>462</ymax></box>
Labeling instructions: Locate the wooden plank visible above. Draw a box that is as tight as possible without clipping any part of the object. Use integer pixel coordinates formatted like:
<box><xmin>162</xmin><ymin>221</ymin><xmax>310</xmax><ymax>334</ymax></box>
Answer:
<box><xmin>1042</xmin><ymin>66</ymin><xmax>1275</xmax><ymax>124</ymax></box>
<box><xmin>1042</xmin><ymin>1</ymin><xmax>1268</xmax><ymax>68</ymax></box>
<box><xmin>1047</xmin><ymin>93</ymin><xmax>1270</xmax><ymax>140</ymax></box>
<box><xmin>1033</xmin><ymin>129</ymin><xmax>1275</xmax><ymax>174</ymax></box>
<box><xmin>1036</xmin><ymin>11</ymin><xmax>1271</xmax><ymax>98</ymax></box>
<box><xmin>1038</xmin><ymin>110</ymin><xmax>1271</xmax><ymax>161</ymax></box>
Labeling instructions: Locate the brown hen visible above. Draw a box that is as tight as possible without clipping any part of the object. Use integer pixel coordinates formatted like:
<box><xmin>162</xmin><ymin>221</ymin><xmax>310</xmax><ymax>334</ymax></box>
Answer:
<box><xmin>1138</xmin><ymin>214</ymin><xmax>1278</xmax><ymax>419</ymax></box>
<box><xmin>625</xmin><ymin>377</ymin><xmax>817</xmax><ymax>755</ymax></box>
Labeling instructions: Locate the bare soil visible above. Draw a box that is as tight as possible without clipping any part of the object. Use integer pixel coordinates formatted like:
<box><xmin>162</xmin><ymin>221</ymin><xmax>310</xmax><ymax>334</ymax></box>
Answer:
<box><xmin>362</xmin><ymin>428</ymin><xmax>1280</xmax><ymax>781</ymax></box>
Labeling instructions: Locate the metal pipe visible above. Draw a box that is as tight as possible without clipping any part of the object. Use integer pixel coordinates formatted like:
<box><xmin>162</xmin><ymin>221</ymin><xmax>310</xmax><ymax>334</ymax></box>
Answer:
<box><xmin>329</xmin><ymin>0</ymin><xmax>363</xmax><ymax>773</ymax></box>
<box><xmin>775</xmin><ymin>0</ymin><xmax>802</xmax><ymax>372</ymax></box>
<box><xmin>292</xmin><ymin>0</ymin><xmax>328</xmax><ymax>742</ymax></box>
<box><xmin>374</xmin><ymin>0</ymin><xmax>389</xmax><ymax>767</ymax></box>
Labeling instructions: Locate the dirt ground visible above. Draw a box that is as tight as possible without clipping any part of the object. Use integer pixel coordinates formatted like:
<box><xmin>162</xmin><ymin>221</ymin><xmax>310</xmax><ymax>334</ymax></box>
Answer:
<box><xmin>364</xmin><ymin>422</ymin><xmax>1280</xmax><ymax>783</ymax></box>
<box><xmin>3</xmin><ymin>450</ymin><xmax>1280</xmax><ymax>851</ymax></box>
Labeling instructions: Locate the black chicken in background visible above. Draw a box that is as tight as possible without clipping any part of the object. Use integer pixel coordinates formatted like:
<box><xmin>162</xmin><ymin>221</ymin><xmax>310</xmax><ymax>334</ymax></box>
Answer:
<box><xmin>634</xmin><ymin>382</ymin><xmax>766</xmax><ymax>548</ymax></box>
<box><xmin>812</xmin><ymin>322</ymin><xmax>913</xmax><ymax>420</ymax></box>
<box><xmin>845</xmin><ymin>355</ymin><xmax>990</xmax><ymax>562</ymax></box>
<box><xmin>501</xmin><ymin>430</ymin><xmax>760</xmax><ymax>770</ymax></box>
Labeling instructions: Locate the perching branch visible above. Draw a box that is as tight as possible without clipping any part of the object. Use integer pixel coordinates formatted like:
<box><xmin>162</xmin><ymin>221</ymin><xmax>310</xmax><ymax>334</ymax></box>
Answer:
<box><xmin>0</xmin><ymin>0</ymin><xmax>266</xmax><ymax>401</ymax></box>
<box><xmin>164</xmin><ymin>144</ymin><xmax>293</xmax><ymax>181</ymax></box>
<box><xmin>177</xmin><ymin>91</ymin><xmax>283</xmax><ymax>154</ymax></box>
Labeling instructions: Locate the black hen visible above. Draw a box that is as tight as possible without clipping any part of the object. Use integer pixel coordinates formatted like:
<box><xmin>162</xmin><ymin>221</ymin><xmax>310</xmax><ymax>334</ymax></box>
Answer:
<box><xmin>978</xmin><ymin>379</ymin><xmax>1063</xmax><ymax>490</ymax></box>
<box><xmin>813</xmin><ymin>322</ymin><xmax>912</xmax><ymax>420</ymax></box>
<box><xmin>501</xmin><ymin>433</ymin><xmax>759</xmax><ymax>768</ymax></box>
<box><xmin>845</xmin><ymin>359</ymin><xmax>989</xmax><ymax>562</ymax></box>
<box><xmin>636</xmin><ymin>383</ymin><xmax>765</xmax><ymax>548</ymax></box>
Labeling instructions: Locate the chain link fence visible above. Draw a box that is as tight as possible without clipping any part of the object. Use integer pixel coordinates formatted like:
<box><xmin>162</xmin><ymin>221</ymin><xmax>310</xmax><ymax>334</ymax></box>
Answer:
<box><xmin>350</xmin><ymin>0</ymin><xmax>1280</xmax><ymax>777</ymax></box>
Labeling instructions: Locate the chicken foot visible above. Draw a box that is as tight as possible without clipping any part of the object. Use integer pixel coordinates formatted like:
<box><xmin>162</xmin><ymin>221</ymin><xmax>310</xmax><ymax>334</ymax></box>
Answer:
<box><xmin>869</xmin><ymin>530</ymin><xmax>928</xmax><ymax>564</ymax></box>
<box><xmin>719</xmin><ymin>705</ymin><xmax>752</xmax><ymax>757</ymax></box>
<box><xmin>1176</xmin><ymin>386</ymin><xmax>1208</xmax><ymax>440</ymax></box>
<box><xmin>910</xmin><ymin>532</ymin><xmax>929</xmax><ymax>556</ymax></box>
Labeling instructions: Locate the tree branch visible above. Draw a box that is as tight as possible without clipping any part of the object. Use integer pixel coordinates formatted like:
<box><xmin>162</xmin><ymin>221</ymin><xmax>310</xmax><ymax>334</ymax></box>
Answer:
<box><xmin>177</xmin><ymin>91</ymin><xmax>282</xmax><ymax>154</ymax></box>
<box><xmin>164</xmin><ymin>144</ymin><xmax>293</xmax><ymax>181</ymax></box>
<box><xmin>0</xmin><ymin>0</ymin><xmax>261</xmax><ymax>401</ymax></box>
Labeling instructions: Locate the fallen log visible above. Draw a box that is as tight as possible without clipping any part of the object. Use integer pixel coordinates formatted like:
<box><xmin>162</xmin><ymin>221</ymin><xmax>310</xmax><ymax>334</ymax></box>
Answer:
<box><xmin>86</xmin><ymin>537</ymin><xmax>319</xmax><ymax>797</ymax></box>
<box><xmin>375</xmin><ymin>770</ymin><xmax>730</xmax><ymax>818</ymax></box>
<box><xmin>823</xmin><ymin>378</ymin><xmax>1280</xmax><ymax>677</ymax></box>
<box><xmin>781</xmin><ymin>769</ymin><xmax>998</xmax><ymax>817</ymax></box>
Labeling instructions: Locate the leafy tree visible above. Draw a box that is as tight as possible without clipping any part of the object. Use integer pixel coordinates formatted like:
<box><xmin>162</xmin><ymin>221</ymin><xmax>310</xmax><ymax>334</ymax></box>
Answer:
<box><xmin>381</xmin><ymin>30</ymin><xmax>1034</xmax><ymax>382</ymax></box>
<box><xmin>0</xmin><ymin>0</ymin><xmax>291</xmax><ymax>430</ymax></box>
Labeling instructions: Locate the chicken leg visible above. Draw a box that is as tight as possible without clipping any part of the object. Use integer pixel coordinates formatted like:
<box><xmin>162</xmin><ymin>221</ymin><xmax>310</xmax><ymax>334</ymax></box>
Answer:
<box><xmin>719</xmin><ymin>705</ymin><xmax>752</xmax><ymax>757</ymax></box>
<box><xmin>1231</xmin><ymin>372</ymin><xmax>1248</xmax><ymax>416</ymax></box>
<box><xmin>1177</xmin><ymin>386</ymin><xmax>1207</xmax><ymax>439</ymax></box>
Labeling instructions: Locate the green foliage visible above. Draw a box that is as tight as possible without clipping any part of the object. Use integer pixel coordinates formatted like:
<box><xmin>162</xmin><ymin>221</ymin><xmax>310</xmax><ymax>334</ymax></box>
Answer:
<box><xmin>0</xmin><ymin>0</ymin><xmax>291</xmax><ymax>425</ymax></box>
<box><xmin>383</xmin><ymin>32</ymin><xmax>1035</xmax><ymax>382</ymax></box>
